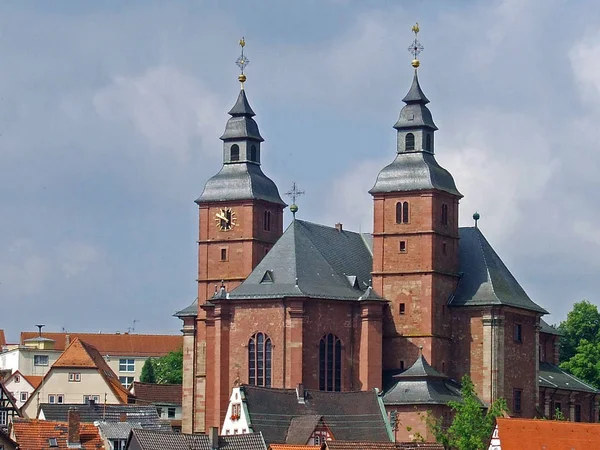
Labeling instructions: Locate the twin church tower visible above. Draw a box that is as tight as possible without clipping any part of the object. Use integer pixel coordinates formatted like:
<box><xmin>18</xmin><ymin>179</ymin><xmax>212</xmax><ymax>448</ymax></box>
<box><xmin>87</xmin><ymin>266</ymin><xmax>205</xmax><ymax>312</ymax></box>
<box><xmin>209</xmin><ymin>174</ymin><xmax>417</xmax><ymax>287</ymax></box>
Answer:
<box><xmin>176</xmin><ymin>28</ymin><xmax>549</xmax><ymax>434</ymax></box>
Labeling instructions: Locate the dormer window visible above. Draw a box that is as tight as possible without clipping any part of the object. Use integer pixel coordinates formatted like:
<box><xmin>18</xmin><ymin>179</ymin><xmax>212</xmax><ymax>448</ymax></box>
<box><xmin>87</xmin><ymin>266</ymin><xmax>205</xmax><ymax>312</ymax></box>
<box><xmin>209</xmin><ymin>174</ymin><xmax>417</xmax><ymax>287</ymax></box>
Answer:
<box><xmin>405</xmin><ymin>133</ymin><xmax>415</xmax><ymax>151</ymax></box>
<box><xmin>230</xmin><ymin>144</ymin><xmax>240</xmax><ymax>161</ymax></box>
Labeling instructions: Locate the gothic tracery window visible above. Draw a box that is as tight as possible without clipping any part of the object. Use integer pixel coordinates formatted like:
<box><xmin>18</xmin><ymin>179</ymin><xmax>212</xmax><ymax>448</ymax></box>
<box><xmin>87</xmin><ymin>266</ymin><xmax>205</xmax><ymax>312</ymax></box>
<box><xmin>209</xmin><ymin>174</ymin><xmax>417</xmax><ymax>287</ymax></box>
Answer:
<box><xmin>319</xmin><ymin>333</ymin><xmax>341</xmax><ymax>391</ymax></box>
<box><xmin>248</xmin><ymin>332</ymin><xmax>272</xmax><ymax>387</ymax></box>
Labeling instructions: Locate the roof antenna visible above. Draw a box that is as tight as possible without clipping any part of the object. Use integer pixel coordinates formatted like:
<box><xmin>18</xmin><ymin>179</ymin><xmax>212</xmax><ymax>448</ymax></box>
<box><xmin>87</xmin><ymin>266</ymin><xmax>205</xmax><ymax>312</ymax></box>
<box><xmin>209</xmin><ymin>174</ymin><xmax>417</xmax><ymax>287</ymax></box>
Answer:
<box><xmin>473</xmin><ymin>212</ymin><xmax>480</xmax><ymax>228</ymax></box>
<box><xmin>36</xmin><ymin>324</ymin><xmax>45</xmax><ymax>337</ymax></box>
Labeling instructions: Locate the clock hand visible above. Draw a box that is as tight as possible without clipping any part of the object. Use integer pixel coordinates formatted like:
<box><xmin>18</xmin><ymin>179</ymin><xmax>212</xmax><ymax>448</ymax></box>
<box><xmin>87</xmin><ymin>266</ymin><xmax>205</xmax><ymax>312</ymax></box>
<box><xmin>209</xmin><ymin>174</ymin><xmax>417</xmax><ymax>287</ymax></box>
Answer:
<box><xmin>216</xmin><ymin>212</ymin><xmax>230</xmax><ymax>223</ymax></box>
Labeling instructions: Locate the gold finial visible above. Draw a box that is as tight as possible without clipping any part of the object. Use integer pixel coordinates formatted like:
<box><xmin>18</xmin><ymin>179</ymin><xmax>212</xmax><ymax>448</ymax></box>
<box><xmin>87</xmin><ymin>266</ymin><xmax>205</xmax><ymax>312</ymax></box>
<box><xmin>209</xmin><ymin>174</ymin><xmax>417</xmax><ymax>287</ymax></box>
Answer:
<box><xmin>235</xmin><ymin>36</ymin><xmax>250</xmax><ymax>89</ymax></box>
<box><xmin>408</xmin><ymin>22</ymin><xmax>423</xmax><ymax>69</ymax></box>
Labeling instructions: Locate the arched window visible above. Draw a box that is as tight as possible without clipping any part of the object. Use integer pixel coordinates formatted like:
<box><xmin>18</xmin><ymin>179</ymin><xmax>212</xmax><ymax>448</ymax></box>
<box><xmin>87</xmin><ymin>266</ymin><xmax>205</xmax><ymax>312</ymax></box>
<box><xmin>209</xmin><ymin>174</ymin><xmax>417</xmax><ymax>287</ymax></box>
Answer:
<box><xmin>425</xmin><ymin>134</ymin><xmax>432</xmax><ymax>151</ymax></box>
<box><xmin>405</xmin><ymin>133</ymin><xmax>415</xmax><ymax>151</ymax></box>
<box><xmin>319</xmin><ymin>333</ymin><xmax>341</xmax><ymax>391</ymax></box>
<box><xmin>250</xmin><ymin>145</ymin><xmax>257</xmax><ymax>162</ymax></box>
<box><xmin>230</xmin><ymin>144</ymin><xmax>240</xmax><ymax>162</ymax></box>
<box><xmin>441</xmin><ymin>204</ymin><xmax>448</xmax><ymax>226</ymax></box>
<box><xmin>396</xmin><ymin>202</ymin><xmax>409</xmax><ymax>224</ymax></box>
<box><xmin>263</xmin><ymin>210</ymin><xmax>271</xmax><ymax>231</ymax></box>
<box><xmin>248</xmin><ymin>332</ymin><xmax>272</xmax><ymax>387</ymax></box>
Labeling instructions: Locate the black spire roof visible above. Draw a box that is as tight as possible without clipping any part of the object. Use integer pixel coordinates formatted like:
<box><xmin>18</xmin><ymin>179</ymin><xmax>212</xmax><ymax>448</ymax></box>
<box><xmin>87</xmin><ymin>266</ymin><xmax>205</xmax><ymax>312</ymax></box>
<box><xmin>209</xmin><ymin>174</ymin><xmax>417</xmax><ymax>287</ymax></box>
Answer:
<box><xmin>220</xmin><ymin>89</ymin><xmax>264</xmax><ymax>142</ymax></box>
<box><xmin>228</xmin><ymin>89</ymin><xmax>256</xmax><ymax>116</ymax></box>
<box><xmin>394</xmin><ymin>71</ymin><xmax>437</xmax><ymax>131</ymax></box>
<box><xmin>402</xmin><ymin>71</ymin><xmax>430</xmax><ymax>104</ymax></box>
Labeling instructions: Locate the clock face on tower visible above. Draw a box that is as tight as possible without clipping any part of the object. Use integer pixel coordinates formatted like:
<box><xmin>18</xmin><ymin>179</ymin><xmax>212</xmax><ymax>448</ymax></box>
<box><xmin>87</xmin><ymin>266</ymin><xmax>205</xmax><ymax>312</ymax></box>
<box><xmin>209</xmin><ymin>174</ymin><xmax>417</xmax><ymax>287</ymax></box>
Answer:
<box><xmin>215</xmin><ymin>207</ymin><xmax>237</xmax><ymax>231</ymax></box>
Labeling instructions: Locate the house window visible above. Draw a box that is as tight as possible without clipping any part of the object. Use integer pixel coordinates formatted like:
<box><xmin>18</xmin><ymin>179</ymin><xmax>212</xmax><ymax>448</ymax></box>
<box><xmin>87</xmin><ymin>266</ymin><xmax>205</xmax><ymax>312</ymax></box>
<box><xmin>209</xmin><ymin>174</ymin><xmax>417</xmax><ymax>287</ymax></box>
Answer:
<box><xmin>230</xmin><ymin>144</ymin><xmax>240</xmax><ymax>161</ymax></box>
<box><xmin>84</xmin><ymin>395</ymin><xmax>100</xmax><ymax>404</ymax></box>
<box><xmin>313</xmin><ymin>431</ymin><xmax>328</xmax><ymax>445</ymax></box>
<box><xmin>263</xmin><ymin>210</ymin><xmax>271</xmax><ymax>232</ymax></box>
<box><xmin>119</xmin><ymin>376</ymin><xmax>134</xmax><ymax>388</ymax></box>
<box><xmin>513</xmin><ymin>389</ymin><xmax>522</xmax><ymax>413</ymax></box>
<box><xmin>0</xmin><ymin>411</ymin><xmax>6</xmax><ymax>426</ymax></box>
<box><xmin>168</xmin><ymin>407</ymin><xmax>176</xmax><ymax>418</ymax></box>
<box><xmin>34</xmin><ymin>355</ymin><xmax>49</xmax><ymax>366</ymax></box>
<box><xmin>319</xmin><ymin>333</ymin><xmax>342</xmax><ymax>392</ymax></box>
<box><xmin>250</xmin><ymin>145</ymin><xmax>257</xmax><ymax>162</ymax></box>
<box><xmin>248</xmin><ymin>332</ymin><xmax>272</xmax><ymax>387</ymax></box>
<box><xmin>425</xmin><ymin>133</ymin><xmax>432</xmax><ymax>151</ymax></box>
<box><xmin>48</xmin><ymin>438</ymin><xmax>58</xmax><ymax>448</ymax></box>
<box><xmin>405</xmin><ymin>133</ymin><xmax>415</xmax><ymax>151</ymax></box>
<box><xmin>111</xmin><ymin>439</ymin><xmax>126</xmax><ymax>450</ymax></box>
<box><xmin>220</xmin><ymin>248</ymin><xmax>228</xmax><ymax>261</ymax></box>
<box><xmin>514</xmin><ymin>324</ymin><xmax>523</xmax><ymax>343</ymax></box>
<box><xmin>441</xmin><ymin>204</ymin><xmax>448</xmax><ymax>226</ymax></box>
<box><xmin>48</xmin><ymin>394</ymin><xmax>64</xmax><ymax>404</ymax></box>
<box><xmin>399</xmin><ymin>241</ymin><xmax>407</xmax><ymax>253</ymax></box>
<box><xmin>14</xmin><ymin>375</ymin><xmax>20</xmax><ymax>383</ymax></box>
<box><xmin>575</xmin><ymin>404</ymin><xmax>582</xmax><ymax>422</ymax></box>
<box><xmin>231</xmin><ymin>403</ymin><xmax>241</xmax><ymax>420</ymax></box>
<box><xmin>399</xmin><ymin>303</ymin><xmax>406</xmax><ymax>315</ymax></box>
<box><xmin>119</xmin><ymin>359</ymin><xmax>135</xmax><ymax>372</ymax></box>
<box><xmin>395</xmin><ymin>202</ymin><xmax>409</xmax><ymax>224</ymax></box>
<box><xmin>68</xmin><ymin>372</ymin><xmax>81</xmax><ymax>382</ymax></box>
<box><xmin>20</xmin><ymin>392</ymin><xmax>28</xmax><ymax>402</ymax></box>
<box><xmin>156</xmin><ymin>407</ymin><xmax>163</xmax><ymax>417</ymax></box>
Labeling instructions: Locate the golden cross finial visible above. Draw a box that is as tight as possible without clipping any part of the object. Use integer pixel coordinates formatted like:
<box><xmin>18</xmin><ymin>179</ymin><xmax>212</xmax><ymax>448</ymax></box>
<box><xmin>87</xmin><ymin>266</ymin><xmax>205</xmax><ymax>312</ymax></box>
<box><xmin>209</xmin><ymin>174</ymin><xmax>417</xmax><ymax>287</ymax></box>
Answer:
<box><xmin>236</xmin><ymin>37</ymin><xmax>249</xmax><ymax>88</ymax></box>
<box><xmin>408</xmin><ymin>23</ymin><xmax>423</xmax><ymax>68</ymax></box>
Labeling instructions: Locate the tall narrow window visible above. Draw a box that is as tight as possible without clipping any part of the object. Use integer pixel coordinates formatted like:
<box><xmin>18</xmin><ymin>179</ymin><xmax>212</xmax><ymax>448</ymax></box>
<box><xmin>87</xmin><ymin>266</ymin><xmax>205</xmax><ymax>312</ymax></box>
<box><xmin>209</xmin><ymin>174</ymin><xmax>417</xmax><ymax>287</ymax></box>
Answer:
<box><xmin>513</xmin><ymin>389</ymin><xmax>522</xmax><ymax>413</ymax></box>
<box><xmin>248</xmin><ymin>332</ymin><xmax>272</xmax><ymax>387</ymax></box>
<box><xmin>402</xmin><ymin>202</ymin><xmax>409</xmax><ymax>224</ymax></box>
<box><xmin>263</xmin><ymin>210</ymin><xmax>271</xmax><ymax>231</ymax></box>
<box><xmin>425</xmin><ymin>134</ymin><xmax>432</xmax><ymax>151</ymax></box>
<box><xmin>396</xmin><ymin>202</ymin><xmax>409</xmax><ymax>224</ymax></box>
<box><xmin>220</xmin><ymin>248</ymin><xmax>228</xmax><ymax>261</ymax></box>
<box><xmin>250</xmin><ymin>145</ymin><xmax>257</xmax><ymax>162</ymax></box>
<box><xmin>441</xmin><ymin>204</ymin><xmax>448</xmax><ymax>226</ymax></box>
<box><xmin>319</xmin><ymin>334</ymin><xmax>341</xmax><ymax>391</ymax></box>
<box><xmin>230</xmin><ymin>144</ymin><xmax>240</xmax><ymax>162</ymax></box>
<box><xmin>405</xmin><ymin>133</ymin><xmax>415</xmax><ymax>151</ymax></box>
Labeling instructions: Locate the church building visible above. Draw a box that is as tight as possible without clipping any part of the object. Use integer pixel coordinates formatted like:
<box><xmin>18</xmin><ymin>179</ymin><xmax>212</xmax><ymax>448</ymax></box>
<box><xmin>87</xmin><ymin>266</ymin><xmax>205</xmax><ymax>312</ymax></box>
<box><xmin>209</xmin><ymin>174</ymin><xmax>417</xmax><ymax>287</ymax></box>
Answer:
<box><xmin>176</xmin><ymin>32</ymin><xmax>599</xmax><ymax>439</ymax></box>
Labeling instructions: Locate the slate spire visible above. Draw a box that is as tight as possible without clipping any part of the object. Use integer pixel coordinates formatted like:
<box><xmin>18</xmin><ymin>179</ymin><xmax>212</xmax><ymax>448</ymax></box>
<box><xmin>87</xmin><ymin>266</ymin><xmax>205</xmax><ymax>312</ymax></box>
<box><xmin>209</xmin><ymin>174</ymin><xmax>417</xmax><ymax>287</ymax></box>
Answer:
<box><xmin>402</xmin><ymin>71</ymin><xmax>430</xmax><ymax>105</ymax></box>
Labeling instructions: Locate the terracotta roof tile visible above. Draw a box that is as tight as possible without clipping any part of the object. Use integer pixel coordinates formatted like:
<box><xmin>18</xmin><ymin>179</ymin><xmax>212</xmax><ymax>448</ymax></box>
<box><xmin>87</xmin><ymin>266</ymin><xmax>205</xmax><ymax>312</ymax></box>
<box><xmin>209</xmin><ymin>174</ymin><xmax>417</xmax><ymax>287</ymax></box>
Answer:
<box><xmin>495</xmin><ymin>417</ymin><xmax>600</xmax><ymax>450</ymax></box>
<box><xmin>325</xmin><ymin>443</ymin><xmax>397</xmax><ymax>450</ymax></box>
<box><xmin>269</xmin><ymin>446</ymin><xmax>321</xmax><ymax>450</ymax></box>
<box><xmin>12</xmin><ymin>418</ymin><xmax>104</xmax><ymax>450</ymax></box>
<box><xmin>20</xmin><ymin>332</ymin><xmax>182</xmax><ymax>357</ymax></box>
<box><xmin>22</xmin><ymin>374</ymin><xmax>43</xmax><ymax>389</ymax></box>
<box><xmin>131</xmin><ymin>382</ymin><xmax>182</xmax><ymax>404</ymax></box>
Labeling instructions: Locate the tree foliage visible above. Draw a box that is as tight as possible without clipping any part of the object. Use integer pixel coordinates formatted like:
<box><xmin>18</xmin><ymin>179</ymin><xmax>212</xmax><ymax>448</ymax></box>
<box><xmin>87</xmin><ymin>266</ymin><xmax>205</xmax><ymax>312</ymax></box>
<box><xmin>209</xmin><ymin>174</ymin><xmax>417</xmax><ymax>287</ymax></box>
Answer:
<box><xmin>139</xmin><ymin>349</ymin><xmax>183</xmax><ymax>384</ymax></box>
<box><xmin>558</xmin><ymin>300</ymin><xmax>600</xmax><ymax>362</ymax></box>
<box><xmin>560</xmin><ymin>339</ymin><xmax>600</xmax><ymax>388</ymax></box>
<box><xmin>427</xmin><ymin>375</ymin><xmax>507</xmax><ymax>450</ymax></box>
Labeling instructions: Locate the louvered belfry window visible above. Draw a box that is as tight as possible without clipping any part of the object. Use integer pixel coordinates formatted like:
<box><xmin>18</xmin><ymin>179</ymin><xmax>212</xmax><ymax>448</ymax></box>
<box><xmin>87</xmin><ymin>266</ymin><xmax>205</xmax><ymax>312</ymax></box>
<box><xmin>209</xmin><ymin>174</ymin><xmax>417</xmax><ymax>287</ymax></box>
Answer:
<box><xmin>319</xmin><ymin>333</ymin><xmax>341</xmax><ymax>391</ymax></box>
<box><xmin>248</xmin><ymin>332</ymin><xmax>272</xmax><ymax>387</ymax></box>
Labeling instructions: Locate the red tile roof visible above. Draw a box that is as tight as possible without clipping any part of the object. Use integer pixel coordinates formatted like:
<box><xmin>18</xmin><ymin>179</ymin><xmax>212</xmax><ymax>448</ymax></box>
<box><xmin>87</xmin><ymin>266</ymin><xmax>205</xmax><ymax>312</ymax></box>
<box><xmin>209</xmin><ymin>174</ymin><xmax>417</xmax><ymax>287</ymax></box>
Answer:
<box><xmin>131</xmin><ymin>382</ymin><xmax>182</xmax><ymax>405</ymax></box>
<box><xmin>23</xmin><ymin>375</ymin><xmax>43</xmax><ymax>389</ymax></box>
<box><xmin>52</xmin><ymin>338</ymin><xmax>130</xmax><ymax>403</ymax></box>
<box><xmin>269</xmin><ymin>445</ymin><xmax>321</xmax><ymax>450</ymax></box>
<box><xmin>20</xmin><ymin>332</ymin><xmax>181</xmax><ymax>357</ymax></box>
<box><xmin>495</xmin><ymin>417</ymin><xmax>600</xmax><ymax>450</ymax></box>
<box><xmin>324</xmin><ymin>444</ymin><xmax>443</xmax><ymax>450</ymax></box>
<box><xmin>12</xmin><ymin>418</ymin><xmax>104</xmax><ymax>450</ymax></box>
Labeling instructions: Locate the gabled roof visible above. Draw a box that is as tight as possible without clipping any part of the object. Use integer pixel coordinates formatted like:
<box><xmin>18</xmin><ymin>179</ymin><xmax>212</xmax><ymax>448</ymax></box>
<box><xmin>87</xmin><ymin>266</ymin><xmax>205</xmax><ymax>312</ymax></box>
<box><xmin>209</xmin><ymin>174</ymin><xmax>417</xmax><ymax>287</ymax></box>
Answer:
<box><xmin>285</xmin><ymin>415</ymin><xmax>323</xmax><ymax>445</ymax></box>
<box><xmin>49</xmin><ymin>338</ymin><xmax>131</xmax><ymax>403</ymax></box>
<box><xmin>127</xmin><ymin>428</ymin><xmax>268</xmax><ymax>450</ymax></box>
<box><xmin>0</xmin><ymin>380</ymin><xmax>20</xmax><ymax>423</ymax></box>
<box><xmin>130</xmin><ymin>382</ymin><xmax>182</xmax><ymax>405</ymax></box>
<box><xmin>493</xmin><ymin>417</ymin><xmax>600</xmax><ymax>450</ymax></box>
<box><xmin>4</xmin><ymin>370</ymin><xmax>43</xmax><ymax>390</ymax></box>
<box><xmin>38</xmin><ymin>403</ymin><xmax>161</xmax><ymax>423</ymax></box>
<box><xmin>20</xmin><ymin>332</ymin><xmax>182</xmax><ymax>357</ymax></box>
<box><xmin>227</xmin><ymin>220</ymin><xmax>383</xmax><ymax>302</ymax></box>
<box><xmin>449</xmin><ymin>227</ymin><xmax>548</xmax><ymax>314</ymax></box>
<box><xmin>12</xmin><ymin>418</ymin><xmax>104</xmax><ymax>450</ymax></box>
<box><xmin>538</xmin><ymin>362</ymin><xmax>599</xmax><ymax>394</ymax></box>
<box><xmin>241</xmin><ymin>385</ymin><xmax>391</xmax><ymax>445</ymax></box>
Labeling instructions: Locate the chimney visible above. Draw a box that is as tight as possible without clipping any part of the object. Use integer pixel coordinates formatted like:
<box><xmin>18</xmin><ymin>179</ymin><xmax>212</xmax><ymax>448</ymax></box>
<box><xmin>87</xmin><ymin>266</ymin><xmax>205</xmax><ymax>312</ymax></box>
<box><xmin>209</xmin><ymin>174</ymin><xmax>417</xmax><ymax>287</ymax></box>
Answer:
<box><xmin>335</xmin><ymin>223</ymin><xmax>343</xmax><ymax>231</ymax></box>
<box><xmin>296</xmin><ymin>383</ymin><xmax>305</xmax><ymax>404</ymax></box>
<box><xmin>67</xmin><ymin>408</ymin><xmax>81</xmax><ymax>447</ymax></box>
<box><xmin>119</xmin><ymin>412</ymin><xmax>127</xmax><ymax>422</ymax></box>
<box><xmin>65</xmin><ymin>334</ymin><xmax>70</xmax><ymax>346</ymax></box>
<box><xmin>208</xmin><ymin>427</ymin><xmax>219</xmax><ymax>450</ymax></box>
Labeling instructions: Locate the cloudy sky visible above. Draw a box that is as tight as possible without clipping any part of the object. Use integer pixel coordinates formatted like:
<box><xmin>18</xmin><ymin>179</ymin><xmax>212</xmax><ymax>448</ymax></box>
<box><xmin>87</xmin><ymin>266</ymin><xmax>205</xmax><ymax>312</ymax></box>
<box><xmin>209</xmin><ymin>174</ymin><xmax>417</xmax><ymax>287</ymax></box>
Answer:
<box><xmin>1</xmin><ymin>0</ymin><xmax>599</xmax><ymax>341</ymax></box>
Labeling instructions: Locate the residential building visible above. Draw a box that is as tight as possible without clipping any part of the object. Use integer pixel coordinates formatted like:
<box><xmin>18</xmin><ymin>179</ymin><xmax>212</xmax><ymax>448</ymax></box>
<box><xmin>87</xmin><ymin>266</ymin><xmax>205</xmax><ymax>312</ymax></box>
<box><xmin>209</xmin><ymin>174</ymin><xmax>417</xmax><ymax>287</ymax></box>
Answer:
<box><xmin>221</xmin><ymin>385</ymin><xmax>392</xmax><ymax>445</ymax></box>
<box><xmin>129</xmin><ymin>382</ymin><xmax>182</xmax><ymax>431</ymax></box>
<box><xmin>3</xmin><ymin>371</ymin><xmax>42</xmax><ymax>408</ymax></box>
<box><xmin>0</xmin><ymin>381</ymin><xmax>20</xmax><ymax>435</ymax></box>
<box><xmin>11</xmin><ymin>410</ymin><xmax>104</xmax><ymax>450</ymax></box>
<box><xmin>125</xmin><ymin>427</ymin><xmax>267</xmax><ymax>450</ymax></box>
<box><xmin>21</xmin><ymin>338</ymin><xmax>132</xmax><ymax>418</ymax></box>
<box><xmin>175</xmin><ymin>31</ymin><xmax>600</xmax><ymax>435</ymax></box>
<box><xmin>1</xmin><ymin>331</ymin><xmax>182</xmax><ymax>388</ymax></box>
<box><xmin>488</xmin><ymin>417</ymin><xmax>600</xmax><ymax>449</ymax></box>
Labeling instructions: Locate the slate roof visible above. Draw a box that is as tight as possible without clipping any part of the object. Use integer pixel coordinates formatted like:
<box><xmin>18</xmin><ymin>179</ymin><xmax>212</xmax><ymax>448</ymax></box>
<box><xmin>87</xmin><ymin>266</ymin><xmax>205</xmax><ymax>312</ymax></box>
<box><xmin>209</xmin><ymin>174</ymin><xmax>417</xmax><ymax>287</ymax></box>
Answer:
<box><xmin>285</xmin><ymin>415</ymin><xmax>322</xmax><ymax>445</ymax></box>
<box><xmin>449</xmin><ymin>227</ymin><xmax>548</xmax><ymax>314</ymax></box>
<box><xmin>220</xmin><ymin>89</ymin><xmax>264</xmax><ymax>142</ymax></box>
<box><xmin>241</xmin><ymin>385</ymin><xmax>392</xmax><ymax>445</ymax></box>
<box><xmin>38</xmin><ymin>403</ymin><xmax>161</xmax><ymax>424</ymax></box>
<box><xmin>174</xmin><ymin>298</ymin><xmax>198</xmax><ymax>317</ymax></box>
<box><xmin>493</xmin><ymin>417</ymin><xmax>600</xmax><ymax>450</ymax></box>
<box><xmin>12</xmin><ymin>418</ymin><xmax>104</xmax><ymax>450</ymax></box>
<box><xmin>382</xmin><ymin>355</ymin><xmax>464</xmax><ymax>406</ymax></box>
<box><xmin>131</xmin><ymin>382</ymin><xmax>182</xmax><ymax>405</ymax></box>
<box><xmin>20</xmin><ymin>332</ymin><xmax>182</xmax><ymax>357</ymax></box>
<box><xmin>97</xmin><ymin>421</ymin><xmax>171</xmax><ymax>440</ymax></box>
<box><xmin>226</xmin><ymin>220</ymin><xmax>383</xmax><ymax>302</ymax></box>
<box><xmin>538</xmin><ymin>362</ymin><xmax>599</xmax><ymax>394</ymax></box>
<box><xmin>127</xmin><ymin>428</ymin><xmax>268</xmax><ymax>450</ymax></box>
<box><xmin>539</xmin><ymin>319</ymin><xmax>562</xmax><ymax>336</ymax></box>
<box><xmin>394</xmin><ymin>73</ymin><xmax>437</xmax><ymax>131</ymax></box>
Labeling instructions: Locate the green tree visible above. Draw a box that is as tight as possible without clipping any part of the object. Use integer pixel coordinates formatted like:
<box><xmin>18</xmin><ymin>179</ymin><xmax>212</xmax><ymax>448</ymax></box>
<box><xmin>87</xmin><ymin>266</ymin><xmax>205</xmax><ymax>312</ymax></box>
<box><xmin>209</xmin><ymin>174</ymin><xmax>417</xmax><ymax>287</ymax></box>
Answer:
<box><xmin>560</xmin><ymin>339</ymin><xmax>600</xmax><ymax>388</ymax></box>
<box><xmin>558</xmin><ymin>300</ymin><xmax>600</xmax><ymax>362</ymax></box>
<box><xmin>140</xmin><ymin>358</ymin><xmax>157</xmax><ymax>383</ymax></box>
<box><xmin>427</xmin><ymin>375</ymin><xmax>507</xmax><ymax>450</ymax></box>
<box><xmin>154</xmin><ymin>349</ymin><xmax>183</xmax><ymax>384</ymax></box>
